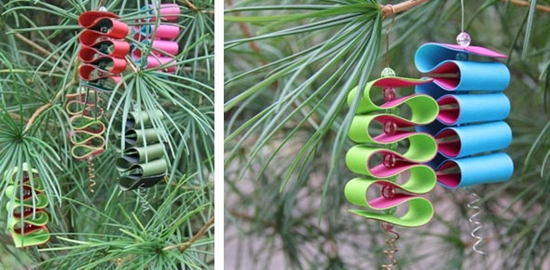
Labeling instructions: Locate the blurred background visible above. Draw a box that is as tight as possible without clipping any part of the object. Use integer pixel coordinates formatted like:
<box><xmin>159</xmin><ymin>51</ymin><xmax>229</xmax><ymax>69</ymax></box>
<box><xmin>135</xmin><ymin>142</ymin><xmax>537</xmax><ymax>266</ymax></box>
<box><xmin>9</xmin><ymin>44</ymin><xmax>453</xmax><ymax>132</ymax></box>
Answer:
<box><xmin>224</xmin><ymin>0</ymin><xmax>550</xmax><ymax>269</ymax></box>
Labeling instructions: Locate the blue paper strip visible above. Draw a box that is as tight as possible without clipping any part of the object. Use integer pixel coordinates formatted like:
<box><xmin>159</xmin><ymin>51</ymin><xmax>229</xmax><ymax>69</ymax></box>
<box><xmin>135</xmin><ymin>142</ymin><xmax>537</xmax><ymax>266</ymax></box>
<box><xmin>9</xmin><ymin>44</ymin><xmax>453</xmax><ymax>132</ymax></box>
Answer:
<box><xmin>436</xmin><ymin>121</ymin><xmax>512</xmax><ymax>159</ymax></box>
<box><xmin>437</xmin><ymin>93</ymin><xmax>510</xmax><ymax>125</ymax></box>
<box><xmin>436</xmin><ymin>152</ymin><xmax>514</xmax><ymax>188</ymax></box>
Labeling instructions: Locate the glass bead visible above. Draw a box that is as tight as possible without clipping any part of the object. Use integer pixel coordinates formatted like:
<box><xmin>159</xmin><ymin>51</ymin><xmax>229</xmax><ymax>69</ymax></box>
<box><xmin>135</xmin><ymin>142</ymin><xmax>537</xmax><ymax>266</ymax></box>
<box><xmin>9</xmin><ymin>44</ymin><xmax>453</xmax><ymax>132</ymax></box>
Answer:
<box><xmin>383</xmin><ymin>87</ymin><xmax>396</xmax><ymax>102</ymax></box>
<box><xmin>383</xmin><ymin>154</ymin><xmax>396</xmax><ymax>168</ymax></box>
<box><xmin>383</xmin><ymin>120</ymin><xmax>397</xmax><ymax>135</ymax></box>
<box><xmin>381</xmin><ymin>67</ymin><xmax>396</xmax><ymax>77</ymax></box>
<box><xmin>381</xmin><ymin>185</ymin><xmax>395</xmax><ymax>199</ymax></box>
<box><xmin>99</xmin><ymin>6</ymin><xmax>107</xmax><ymax>12</ymax></box>
<box><xmin>456</xmin><ymin>32</ymin><xmax>471</xmax><ymax>48</ymax></box>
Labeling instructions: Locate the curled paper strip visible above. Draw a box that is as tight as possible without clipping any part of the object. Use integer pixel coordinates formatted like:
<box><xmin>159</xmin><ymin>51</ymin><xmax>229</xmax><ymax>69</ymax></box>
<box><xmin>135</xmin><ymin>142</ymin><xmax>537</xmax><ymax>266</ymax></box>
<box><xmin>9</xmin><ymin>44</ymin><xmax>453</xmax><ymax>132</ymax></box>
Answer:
<box><xmin>78</xmin><ymin>11</ymin><xmax>129</xmax><ymax>38</ymax></box>
<box><xmin>435</xmin><ymin>152</ymin><xmax>513</xmax><ymax>188</ymax></box>
<box><xmin>4</xmin><ymin>163</ymin><xmax>50</xmax><ymax>248</ymax></box>
<box><xmin>116</xmin><ymin>110</ymin><xmax>167</xmax><ymax>190</ymax></box>
<box><xmin>78</xmin><ymin>11</ymin><xmax>129</xmax><ymax>92</ymax></box>
<box><xmin>415</xmin><ymin>43</ymin><xmax>509</xmax><ymax>91</ymax></box>
<box><xmin>414</xmin><ymin>42</ymin><xmax>514</xmax><ymax>187</ymax></box>
<box><xmin>437</xmin><ymin>94</ymin><xmax>510</xmax><ymax>125</ymax></box>
<box><xmin>435</xmin><ymin>121</ymin><xmax>512</xmax><ymax>159</ymax></box>
<box><xmin>345</xmin><ymin>178</ymin><xmax>434</xmax><ymax>227</ymax></box>
<box><xmin>344</xmin><ymin>76</ymin><xmax>438</xmax><ymax>227</ymax></box>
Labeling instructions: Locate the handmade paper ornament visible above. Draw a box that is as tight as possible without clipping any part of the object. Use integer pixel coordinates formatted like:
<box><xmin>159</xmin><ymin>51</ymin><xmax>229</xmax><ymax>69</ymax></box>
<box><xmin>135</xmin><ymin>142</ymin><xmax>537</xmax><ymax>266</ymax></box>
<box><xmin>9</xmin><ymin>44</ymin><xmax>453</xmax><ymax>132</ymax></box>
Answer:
<box><xmin>413</xmin><ymin>20</ymin><xmax>513</xmax><ymax>254</ymax></box>
<box><xmin>344</xmin><ymin>76</ymin><xmax>439</xmax><ymax>227</ymax></box>
<box><xmin>4</xmin><ymin>164</ymin><xmax>50</xmax><ymax>248</ymax></box>
<box><xmin>65</xmin><ymin>91</ymin><xmax>105</xmax><ymax>192</ymax></box>
<box><xmin>65</xmin><ymin>92</ymin><xmax>106</xmax><ymax>160</ymax></box>
<box><xmin>132</xmin><ymin>3</ymin><xmax>180</xmax><ymax>73</ymax></box>
<box><xmin>116</xmin><ymin>110</ymin><xmax>167</xmax><ymax>190</ymax></box>
<box><xmin>414</xmin><ymin>43</ymin><xmax>513</xmax><ymax>189</ymax></box>
<box><xmin>78</xmin><ymin>9</ymin><xmax>130</xmax><ymax>92</ymax></box>
<box><xmin>342</xmin><ymin>7</ymin><xmax>442</xmax><ymax>267</ymax></box>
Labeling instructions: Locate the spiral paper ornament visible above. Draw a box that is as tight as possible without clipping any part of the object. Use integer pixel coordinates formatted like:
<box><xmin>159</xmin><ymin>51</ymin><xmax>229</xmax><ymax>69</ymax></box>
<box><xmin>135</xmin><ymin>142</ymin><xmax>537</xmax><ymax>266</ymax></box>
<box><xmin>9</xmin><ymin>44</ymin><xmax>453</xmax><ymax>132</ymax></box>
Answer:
<box><xmin>5</xmin><ymin>164</ymin><xmax>50</xmax><ymax>248</ymax></box>
<box><xmin>344</xmin><ymin>76</ymin><xmax>439</xmax><ymax>227</ymax></box>
<box><xmin>116</xmin><ymin>110</ymin><xmax>167</xmax><ymax>190</ymax></box>
<box><xmin>78</xmin><ymin>10</ymin><xmax>130</xmax><ymax>92</ymax></box>
<box><xmin>414</xmin><ymin>43</ymin><xmax>514</xmax><ymax>188</ymax></box>
<box><xmin>65</xmin><ymin>92</ymin><xmax>106</xmax><ymax>160</ymax></box>
<box><xmin>132</xmin><ymin>4</ymin><xmax>180</xmax><ymax>72</ymax></box>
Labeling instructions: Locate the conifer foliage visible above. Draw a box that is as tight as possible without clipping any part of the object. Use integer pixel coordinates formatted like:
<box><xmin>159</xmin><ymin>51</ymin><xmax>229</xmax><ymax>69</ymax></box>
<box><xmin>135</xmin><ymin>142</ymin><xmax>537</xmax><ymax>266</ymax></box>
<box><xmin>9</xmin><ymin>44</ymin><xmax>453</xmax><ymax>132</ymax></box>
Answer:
<box><xmin>225</xmin><ymin>0</ymin><xmax>550</xmax><ymax>269</ymax></box>
<box><xmin>0</xmin><ymin>0</ymin><xmax>214</xmax><ymax>269</ymax></box>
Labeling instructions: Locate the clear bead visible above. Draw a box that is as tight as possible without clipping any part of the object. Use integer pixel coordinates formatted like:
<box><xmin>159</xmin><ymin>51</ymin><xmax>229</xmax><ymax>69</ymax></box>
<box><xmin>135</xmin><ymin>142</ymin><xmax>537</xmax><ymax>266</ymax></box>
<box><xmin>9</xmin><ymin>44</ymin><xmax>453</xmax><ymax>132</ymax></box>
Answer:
<box><xmin>456</xmin><ymin>52</ymin><xmax>469</xmax><ymax>61</ymax></box>
<box><xmin>456</xmin><ymin>32</ymin><xmax>471</xmax><ymax>48</ymax></box>
<box><xmin>381</xmin><ymin>185</ymin><xmax>395</xmax><ymax>199</ymax></box>
<box><xmin>383</xmin><ymin>87</ymin><xmax>396</xmax><ymax>102</ymax></box>
<box><xmin>383</xmin><ymin>120</ymin><xmax>397</xmax><ymax>135</ymax></box>
<box><xmin>381</xmin><ymin>67</ymin><xmax>396</xmax><ymax>77</ymax></box>
<box><xmin>99</xmin><ymin>6</ymin><xmax>108</xmax><ymax>12</ymax></box>
<box><xmin>383</xmin><ymin>154</ymin><xmax>396</xmax><ymax>168</ymax></box>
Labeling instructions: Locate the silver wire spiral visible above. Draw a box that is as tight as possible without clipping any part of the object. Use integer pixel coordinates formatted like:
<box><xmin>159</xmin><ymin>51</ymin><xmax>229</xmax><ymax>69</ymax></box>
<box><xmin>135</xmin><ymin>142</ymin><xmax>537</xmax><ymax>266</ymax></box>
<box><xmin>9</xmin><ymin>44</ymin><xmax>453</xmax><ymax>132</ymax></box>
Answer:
<box><xmin>136</xmin><ymin>187</ymin><xmax>152</xmax><ymax>214</ymax></box>
<box><xmin>466</xmin><ymin>189</ymin><xmax>485</xmax><ymax>255</ymax></box>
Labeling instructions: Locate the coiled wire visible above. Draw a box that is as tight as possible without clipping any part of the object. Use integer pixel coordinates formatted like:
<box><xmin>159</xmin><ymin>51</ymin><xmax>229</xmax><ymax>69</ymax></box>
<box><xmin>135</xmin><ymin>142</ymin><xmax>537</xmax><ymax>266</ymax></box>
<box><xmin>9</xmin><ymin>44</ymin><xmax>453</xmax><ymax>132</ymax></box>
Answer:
<box><xmin>136</xmin><ymin>187</ymin><xmax>152</xmax><ymax>214</ymax></box>
<box><xmin>87</xmin><ymin>156</ymin><xmax>96</xmax><ymax>193</ymax></box>
<box><xmin>381</xmin><ymin>222</ymin><xmax>399</xmax><ymax>269</ymax></box>
<box><xmin>466</xmin><ymin>189</ymin><xmax>485</xmax><ymax>255</ymax></box>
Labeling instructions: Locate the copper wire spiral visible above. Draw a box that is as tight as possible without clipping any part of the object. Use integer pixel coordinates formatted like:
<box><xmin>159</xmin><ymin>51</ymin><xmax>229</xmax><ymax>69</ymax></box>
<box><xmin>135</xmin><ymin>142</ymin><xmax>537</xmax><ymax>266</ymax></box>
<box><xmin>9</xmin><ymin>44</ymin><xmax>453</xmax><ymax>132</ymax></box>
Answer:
<box><xmin>87</xmin><ymin>156</ymin><xmax>96</xmax><ymax>193</ymax></box>
<box><xmin>381</xmin><ymin>222</ymin><xmax>400</xmax><ymax>270</ymax></box>
<box><xmin>466</xmin><ymin>189</ymin><xmax>485</xmax><ymax>255</ymax></box>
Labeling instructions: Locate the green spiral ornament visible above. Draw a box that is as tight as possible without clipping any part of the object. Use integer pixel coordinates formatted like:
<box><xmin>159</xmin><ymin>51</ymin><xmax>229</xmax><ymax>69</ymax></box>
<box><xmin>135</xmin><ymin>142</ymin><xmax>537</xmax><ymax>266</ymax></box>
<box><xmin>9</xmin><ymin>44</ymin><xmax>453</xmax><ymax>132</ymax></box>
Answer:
<box><xmin>344</xmin><ymin>75</ymin><xmax>439</xmax><ymax>227</ymax></box>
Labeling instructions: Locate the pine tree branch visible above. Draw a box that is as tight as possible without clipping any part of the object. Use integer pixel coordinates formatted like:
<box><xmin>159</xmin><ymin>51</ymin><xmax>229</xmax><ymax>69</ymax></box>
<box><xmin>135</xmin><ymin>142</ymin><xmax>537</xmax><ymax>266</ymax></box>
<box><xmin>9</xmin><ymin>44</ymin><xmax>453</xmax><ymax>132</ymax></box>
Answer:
<box><xmin>180</xmin><ymin>0</ymin><xmax>198</xmax><ymax>12</ymax></box>
<box><xmin>23</xmin><ymin>79</ymin><xmax>76</xmax><ymax>132</ymax></box>
<box><xmin>503</xmin><ymin>0</ymin><xmax>550</xmax><ymax>12</ymax></box>
<box><xmin>163</xmin><ymin>216</ymin><xmax>214</xmax><ymax>252</ymax></box>
<box><xmin>224</xmin><ymin>0</ymin><xmax>267</xmax><ymax>66</ymax></box>
<box><xmin>7</xmin><ymin>27</ymin><xmax>70</xmax><ymax>67</ymax></box>
<box><xmin>381</xmin><ymin>0</ymin><xmax>429</xmax><ymax>18</ymax></box>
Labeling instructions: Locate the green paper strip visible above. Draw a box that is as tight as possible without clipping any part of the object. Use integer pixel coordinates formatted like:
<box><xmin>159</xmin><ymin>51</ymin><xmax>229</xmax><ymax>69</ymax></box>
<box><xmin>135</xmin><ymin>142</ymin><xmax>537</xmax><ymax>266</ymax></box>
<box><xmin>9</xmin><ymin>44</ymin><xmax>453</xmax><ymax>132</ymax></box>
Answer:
<box><xmin>118</xmin><ymin>174</ymin><xmax>165</xmax><ymax>191</ymax></box>
<box><xmin>4</xmin><ymin>163</ymin><xmax>39</xmax><ymax>184</ymax></box>
<box><xmin>348</xmin><ymin>114</ymin><xmax>438</xmax><ymax>144</ymax></box>
<box><xmin>345</xmin><ymin>135</ymin><xmax>437</xmax><ymax>174</ymax></box>
<box><xmin>126</xmin><ymin>110</ymin><xmax>164</xmax><ymax>128</ymax></box>
<box><xmin>4</xmin><ymin>186</ymin><xmax>49</xmax><ymax>209</ymax></box>
<box><xmin>8</xmin><ymin>218</ymin><xmax>50</xmax><ymax>248</ymax></box>
<box><xmin>6</xmin><ymin>203</ymin><xmax>49</xmax><ymax>226</ymax></box>
<box><xmin>124</xmin><ymin>128</ymin><xmax>161</xmax><ymax>145</ymax></box>
<box><xmin>347</xmin><ymin>77</ymin><xmax>435</xmax><ymax>114</ymax></box>
<box><xmin>345</xmin><ymin>173</ymin><xmax>435</xmax><ymax>205</ymax></box>
<box><xmin>348</xmin><ymin>198</ymin><xmax>434</xmax><ymax>227</ymax></box>
<box><xmin>117</xmin><ymin>158</ymin><xmax>167</xmax><ymax>176</ymax></box>
<box><xmin>122</xmin><ymin>143</ymin><xmax>165</xmax><ymax>163</ymax></box>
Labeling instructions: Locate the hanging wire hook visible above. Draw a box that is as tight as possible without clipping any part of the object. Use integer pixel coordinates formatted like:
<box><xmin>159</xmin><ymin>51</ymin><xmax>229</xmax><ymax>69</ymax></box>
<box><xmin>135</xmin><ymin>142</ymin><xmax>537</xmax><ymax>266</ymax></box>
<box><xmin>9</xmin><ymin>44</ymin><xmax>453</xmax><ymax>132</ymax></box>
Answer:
<box><xmin>385</xmin><ymin>5</ymin><xmax>396</xmax><ymax>68</ymax></box>
<box><xmin>466</xmin><ymin>188</ymin><xmax>485</xmax><ymax>255</ymax></box>
<box><xmin>460</xmin><ymin>0</ymin><xmax>465</xmax><ymax>33</ymax></box>
<box><xmin>381</xmin><ymin>222</ymin><xmax>399</xmax><ymax>270</ymax></box>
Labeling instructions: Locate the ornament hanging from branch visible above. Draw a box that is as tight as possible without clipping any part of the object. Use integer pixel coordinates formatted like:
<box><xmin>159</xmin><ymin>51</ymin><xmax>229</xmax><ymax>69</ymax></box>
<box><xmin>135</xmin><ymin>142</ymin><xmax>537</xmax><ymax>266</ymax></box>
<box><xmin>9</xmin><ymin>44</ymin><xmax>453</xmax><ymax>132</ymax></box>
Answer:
<box><xmin>5</xmin><ymin>164</ymin><xmax>50</xmax><ymax>248</ymax></box>
<box><xmin>78</xmin><ymin>9</ymin><xmax>129</xmax><ymax>93</ymax></box>
<box><xmin>413</xmin><ymin>0</ymin><xmax>513</xmax><ymax>254</ymax></box>
<box><xmin>133</xmin><ymin>3</ymin><xmax>180</xmax><ymax>73</ymax></box>
<box><xmin>343</xmin><ymin>4</ymin><xmax>441</xmax><ymax>268</ymax></box>
<box><xmin>116</xmin><ymin>110</ymin><xmax>168</xmax><ymax>190</ymax></box>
